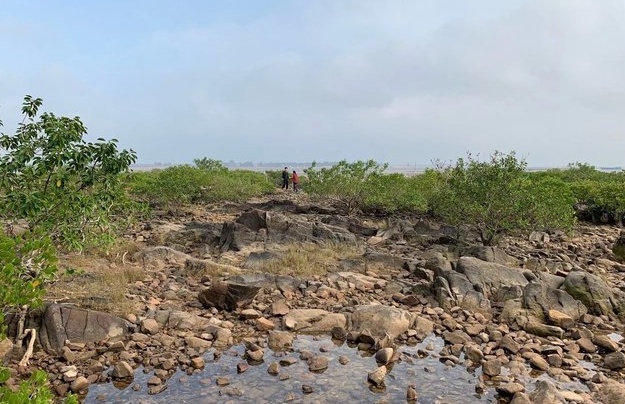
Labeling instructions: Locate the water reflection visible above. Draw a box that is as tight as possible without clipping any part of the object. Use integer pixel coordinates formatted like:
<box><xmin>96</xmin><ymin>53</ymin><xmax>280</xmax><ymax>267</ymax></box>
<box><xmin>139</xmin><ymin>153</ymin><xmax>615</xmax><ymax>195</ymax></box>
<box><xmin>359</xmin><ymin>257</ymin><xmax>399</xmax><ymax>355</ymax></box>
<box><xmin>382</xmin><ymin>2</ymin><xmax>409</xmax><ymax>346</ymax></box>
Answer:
<box><xmin>85</xmin><ymin>335</ymin><xmax>497</xmax><ymax>404</ymax></box>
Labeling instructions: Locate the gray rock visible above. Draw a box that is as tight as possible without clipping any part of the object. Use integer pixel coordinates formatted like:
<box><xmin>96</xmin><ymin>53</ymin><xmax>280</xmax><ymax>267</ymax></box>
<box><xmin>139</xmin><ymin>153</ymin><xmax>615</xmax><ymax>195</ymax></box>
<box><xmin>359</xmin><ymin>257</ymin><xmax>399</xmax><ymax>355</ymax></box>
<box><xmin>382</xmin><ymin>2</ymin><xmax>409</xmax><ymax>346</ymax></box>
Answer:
<box><xmin>111</xmin><ymin>361</ymin><xmax>134</xmax><ymax>379</ymax></box>
<box><xmin>604</xmin><ymin>352</ymin><xmax>625</xmax><ymax>370</ymax></box>
<box><xmin>267</xmin><ymin>331</ymin><xmax>294</xmax><ymax>351</ymax></box>
<box><xmin>530</xmin><ymin>380</ymin><xmax>565</xmax><ymax>404</ymax></box>
<box><xmin>374</xmin><ymin>348</ymin><xmax>395</xmax><ymax>365</ymax></box>
<box><xmin>283</xmin><ymin>309</ymin><xmax>347</xmax><ymax>333</ymax></box>
<box><xmin>197</xmin><ymin>281</ymin><xmax>261</xmax><ymax>311</ymax></box>
<box><xmin>347</xmin><ymin>305</ymin><xmax>414</xmax><ymax>348</ymax></box>
<box><xmin>367</xmin><ymin>365</ymin><xmax>387</xmax><ymax>386</ymax></box>
<box><xmin>561</xmin><ymin>271</ymin><xmax>616</xmax><ymax>316</ymax></box>
<box><xmin>307</xmin><ymin>355</ymin><xmax>329</xmax><ymax>371</ymax></box>
<box><xmin>482</xmin><ymin>359</ymin><xmax>502</xmax><ymax>376</ymax></box>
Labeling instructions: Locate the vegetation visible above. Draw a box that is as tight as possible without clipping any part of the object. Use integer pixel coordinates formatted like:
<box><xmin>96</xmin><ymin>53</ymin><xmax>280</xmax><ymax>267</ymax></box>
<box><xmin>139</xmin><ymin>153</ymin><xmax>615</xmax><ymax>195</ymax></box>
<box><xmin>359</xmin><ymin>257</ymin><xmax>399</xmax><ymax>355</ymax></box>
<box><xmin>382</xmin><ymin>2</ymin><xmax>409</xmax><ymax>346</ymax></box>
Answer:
<box><xmin>428</xmin><ymin>151</ymin><xmax>576</xmax><ymax>245</ymax></box>
<box><xmin>127</xmin><ymin>161</ymin><xmax>274</xmax><ymax>208</ymax></box>
<box><xmin>0</xmin><ymin>95</ymin><xmax>139</xmax><ymax>252</ymax></box>
<box><xmin>0</xmin><ymin>369</ymin><xmax>77</xmax><ymax>404</ymax></box>
<box><xmin>0</xmin><ymin>96</ymin><xmax>137</xmax><ymax>402</ymax></box>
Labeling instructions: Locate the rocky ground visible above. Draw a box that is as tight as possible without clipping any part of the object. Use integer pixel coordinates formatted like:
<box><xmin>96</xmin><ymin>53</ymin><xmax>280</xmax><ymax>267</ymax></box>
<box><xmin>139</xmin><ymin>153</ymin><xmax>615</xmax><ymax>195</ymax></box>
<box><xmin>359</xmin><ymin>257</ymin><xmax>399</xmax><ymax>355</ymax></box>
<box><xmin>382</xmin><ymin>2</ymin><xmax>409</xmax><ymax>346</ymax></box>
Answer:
<box><xmin>3</xmin><ymin>193</ymin><xmax>625</xmax><ymax>403</ymax></box>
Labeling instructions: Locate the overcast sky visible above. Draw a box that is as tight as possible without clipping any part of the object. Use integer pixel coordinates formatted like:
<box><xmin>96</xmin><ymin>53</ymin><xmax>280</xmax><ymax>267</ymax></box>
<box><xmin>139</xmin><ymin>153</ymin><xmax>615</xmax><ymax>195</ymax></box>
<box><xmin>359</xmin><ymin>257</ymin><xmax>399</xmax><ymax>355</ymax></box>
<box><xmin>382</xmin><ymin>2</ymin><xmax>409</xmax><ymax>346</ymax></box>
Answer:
<box><xmin>2</xmin><ymin>0</ymin><xmax>625</xmax><ymax>167</ymax></box>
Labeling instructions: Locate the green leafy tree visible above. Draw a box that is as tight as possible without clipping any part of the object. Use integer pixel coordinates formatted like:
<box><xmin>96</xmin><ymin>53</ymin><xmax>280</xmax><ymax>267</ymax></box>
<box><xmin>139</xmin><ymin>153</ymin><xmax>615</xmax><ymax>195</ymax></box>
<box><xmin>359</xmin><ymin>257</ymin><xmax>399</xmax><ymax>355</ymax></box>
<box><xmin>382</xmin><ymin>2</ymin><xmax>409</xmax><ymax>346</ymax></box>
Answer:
<box><xmin>0</xmin><ymin>95</ymin><xmax>138</xmax><ymax>250</ymax></box>
<box><xmin>194</xmin><ymin>157</ymin><xmax>228</xmax><ymax>172</ymax></box>
<box><xmin>430</xmin><ymin>151</ymin><xmax>575</xmax><ymax>245</ymax></box>
<box><xmin>304</xmin><ymin>160</ymin><xmax>388</xmax><ymax>214</ymax></box>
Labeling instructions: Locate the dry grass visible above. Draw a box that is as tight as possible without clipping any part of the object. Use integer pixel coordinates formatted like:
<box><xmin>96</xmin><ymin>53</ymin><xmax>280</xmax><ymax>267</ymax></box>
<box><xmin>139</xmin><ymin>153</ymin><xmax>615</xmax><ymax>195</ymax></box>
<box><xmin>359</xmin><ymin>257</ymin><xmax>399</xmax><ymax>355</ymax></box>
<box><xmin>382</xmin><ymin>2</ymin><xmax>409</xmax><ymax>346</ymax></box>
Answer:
<box><xmin>252</xmin><ymin>241</ymin><xmax>364</xmax><ymax>276</ymax></box>
<box><xmin>46</xmin><ymin>253</ymin><xmax>145</xmax><ymax>316</ymax></box>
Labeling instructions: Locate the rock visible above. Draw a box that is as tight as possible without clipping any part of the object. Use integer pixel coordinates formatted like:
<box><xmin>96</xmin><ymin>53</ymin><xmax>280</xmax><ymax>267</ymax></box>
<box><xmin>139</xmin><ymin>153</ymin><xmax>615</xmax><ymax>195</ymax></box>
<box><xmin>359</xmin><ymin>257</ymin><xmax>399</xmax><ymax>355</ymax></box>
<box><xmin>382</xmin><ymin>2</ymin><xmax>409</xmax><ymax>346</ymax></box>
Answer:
<box><xmin>111</xmin><ymin>361</ymin><xmax>134</xmax><ymax>379</ymax></box>
<box><xmin>237</xmin><ymin>363</ymin><xmax>249</xmax><ymax>373</ymax></box>
<box><xmin>307</xmin><ymin>355</ymin><xmax>329</xmax><ymax>372</ymax></box>
<box><xmin>443</xmin><ymin>330</ymin><xmax>471</xmax><ymax>345</ymax></box>
<box><xmin>612</xmin><ymin>230</ymin><xmax>625</xmax><ymax>260</ymax></box>
<box><xmin>70</xmin><ymin>376</ymin><xmax>89</xmax><ymax>392</ymax></box>
<box><xmin>367</xmin><ymin>366</ymin><xmax>387</xmax><ymax>386</ymax></box>
<box><xmin>374</xmin><ymin>348</ymin><xmax>395</xmax><ymax>365</ymax></box>
<box><xmin>216</xmin><ymin>377</ymin><xmax>230</xmax><ymax>386</ymax></box>
<box><xmin>604</xmin><ymin>352</ymin><xmax>625</xmax><ymax>370</ymax></box>
<box><xmin>577</xmin><ymin>338</ymin><xmax>596</xmax><ymax>353</ymax></box>
<box><xmin>271</xmin><ymin>300</ymin><xmax>290</xmax><ymax>316</ymax></box>
<box><xmin>302</xmin><ymin>384</ymin><xmax>313</xmax><ymax>394</ymax></box>
<box><xmin>247</xmin><ymin>349</ymin><xmax>264</xmax><ymax>362</ymax></box>
<box><xmin>267</xmin><ymin>331</ymin><xmax>293</xmax><ymax>351</ymax></box>
<box><xmin>526</xmin><ymin>353</ymin><xmax>549</xmax><ymax>371</ymax></box>
<box><xmin>561</xmin><ymin>271</ymin><xmax>616</xmax><ymax>316</ymax></box>
<box><xmin>197</xmin><ymin>281</ymin><xmax>261</xmax><ymax>311</ymax></box>
<box><xmin>191</xmin><ymin>357</ymin><xmax>205</xmax><ymax>369</ymax></box>
<box><xmin>497</xmin><ymin>383</ymin><xmax>525</xmax><ymax>396</ymax></box>
<box><xmin>455</xmin><ymin>256</ymin><xmax>529</xmax><ymax>300</ymax></box>
<box><xmin>0</xmin><ymin>338</ymin><xmax>13</xmax><ymax>364</ymax></box>
<box><xmin>407</xmin><ymin>385</ymin><xmax>418</xmax><ymax>402</ymax></box>
<box><xmin>133</xmin><ymin>246</ymin><xmax>191</xmax><ymax>268</ymax></box>
<box><xmin>482</xmin><ymin>359</ymin><xmax>502</xmax><ymax>376</ymax></box>
<box><xmin>39</xmin><ymin>304</ymin><xmax>130</xmax><ymax>354</ymax></box>
<box><xmin>347</xmin><ymin>305</ymin><xmax>414</xmax><ymax>348</ymax></box>
<box><xmin>530</xmin><ymin>380</ymin><xmax>565</xmax><ymax>404</ymax></box>
<box><xmin>256</xmin><ymin>317</ymin><xmax>275</xmax><ymax>331</ymax></box>
<box><xmin>267</xmin><ymin>362</ymin><xmax>281</xmax><ymax>375</ymax></box>
<box><xmin>464</xmin><ymin>345</ymin><xmax>483</xmax><ymax>363</ymax></box>
<box><xmin>593</xmin><ymin>334</ymin><xmax>620</xmax><ymax>352</ymax></box>
<box><xmin>185</xmin><ymin>336</ymin><xmax>212</xmax><ymax>351</ymax></box>
<box><xmin>240</xmin><ymin>309</ymin><xmax>262</xmax><ymax>319</ymax></box>
<box><xmin>412</xmin><ymin>316</ymin><xmax>434</xmax><ymax>339</ymax></box>
<box><xmin>141</xmin><ymin>318</ymin><xmax>160</xmax><ymax>335</ymax></box>
<box><xmin>510</xmin><ymin>392</ymin><xmax>532</xmax><ymax>404</ymax></box>
<box><xmin>283</xmin><ymin>309</ymin><xmax>346</xmax><ymax>333</ymax></box>
<box><xmin>547</xmin><ymin>310</ymin><xmax>575</xmax><ymax>329</ymax></box>
<box><xmin>524</xmin><ymin>322</ymin><xmax>563</xmax><ymax>339</ymax></box>
<box><xmin>339</xmin><ymin>355</ymin><xmax>349</xmax><ymax>365</ymax></box>
<box><xmin>499</xmin><ymin>335</ymin><xmax>521</xmax><ymax>354</ymax></box>
<box><xmin>598</xmin><ymin>380</ymin><xmax>625</xmax><ymax>404</ymax></box>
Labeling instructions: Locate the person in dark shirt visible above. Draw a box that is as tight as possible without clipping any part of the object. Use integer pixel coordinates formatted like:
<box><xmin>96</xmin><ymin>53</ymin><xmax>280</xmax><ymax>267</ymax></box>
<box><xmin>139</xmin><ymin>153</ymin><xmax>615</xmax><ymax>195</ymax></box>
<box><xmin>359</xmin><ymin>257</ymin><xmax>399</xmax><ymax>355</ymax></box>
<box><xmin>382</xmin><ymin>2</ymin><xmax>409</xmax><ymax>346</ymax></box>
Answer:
<box><xmin>281</xmin><ymin>167</ymin><xmax>289</xmax><ymax>190</ymax></box>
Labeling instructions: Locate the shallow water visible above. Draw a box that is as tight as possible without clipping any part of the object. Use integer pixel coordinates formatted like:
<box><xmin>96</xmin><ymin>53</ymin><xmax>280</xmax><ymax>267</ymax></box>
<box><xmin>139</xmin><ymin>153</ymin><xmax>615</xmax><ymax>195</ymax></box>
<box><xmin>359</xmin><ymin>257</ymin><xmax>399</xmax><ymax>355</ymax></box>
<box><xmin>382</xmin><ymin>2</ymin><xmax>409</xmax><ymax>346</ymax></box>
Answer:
<box><xmin>83</xmin><ymin>335</ymin><xmax>498</xmax><ymax>404</ymax></box>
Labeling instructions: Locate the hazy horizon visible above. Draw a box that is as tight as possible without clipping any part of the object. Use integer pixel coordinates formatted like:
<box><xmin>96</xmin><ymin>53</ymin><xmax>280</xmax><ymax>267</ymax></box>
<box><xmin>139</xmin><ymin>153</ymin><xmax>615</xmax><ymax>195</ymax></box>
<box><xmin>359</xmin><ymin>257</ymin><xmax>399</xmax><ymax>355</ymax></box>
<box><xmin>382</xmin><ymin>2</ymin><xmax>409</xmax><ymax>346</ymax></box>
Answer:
<box><xmin>2</xmin><ymin>1</ymin><xmax>625</xmax><ymax>168</ymax></box>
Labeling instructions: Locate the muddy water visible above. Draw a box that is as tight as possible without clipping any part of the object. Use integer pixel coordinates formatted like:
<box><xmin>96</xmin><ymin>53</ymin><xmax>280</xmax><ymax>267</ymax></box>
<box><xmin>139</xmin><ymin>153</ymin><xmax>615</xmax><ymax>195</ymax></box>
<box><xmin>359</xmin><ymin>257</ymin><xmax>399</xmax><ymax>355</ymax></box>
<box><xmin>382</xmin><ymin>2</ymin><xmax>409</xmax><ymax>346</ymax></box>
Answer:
<box><xmin>83</xmin><ymin>335</ymin><xmax>501</xmax><ymax>404</ymax></box>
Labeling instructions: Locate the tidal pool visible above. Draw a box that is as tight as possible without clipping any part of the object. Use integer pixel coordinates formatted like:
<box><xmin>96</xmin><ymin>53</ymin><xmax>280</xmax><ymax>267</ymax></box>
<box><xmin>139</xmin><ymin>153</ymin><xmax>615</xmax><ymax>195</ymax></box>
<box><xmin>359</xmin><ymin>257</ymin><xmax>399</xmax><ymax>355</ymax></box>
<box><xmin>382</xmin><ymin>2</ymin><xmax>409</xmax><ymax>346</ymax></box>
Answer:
<box><xmin>84</xmin><ymin>335</ymin><xmax>499</xmax><ymax>404</ymax></box>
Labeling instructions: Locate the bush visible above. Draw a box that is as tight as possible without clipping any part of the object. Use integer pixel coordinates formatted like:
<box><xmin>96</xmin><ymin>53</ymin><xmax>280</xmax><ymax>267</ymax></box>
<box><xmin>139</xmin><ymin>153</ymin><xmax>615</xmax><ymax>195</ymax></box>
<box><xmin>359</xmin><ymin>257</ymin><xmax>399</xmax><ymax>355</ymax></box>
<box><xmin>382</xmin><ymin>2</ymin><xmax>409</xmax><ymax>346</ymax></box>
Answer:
<box><xmin>304</xmin><ymin>160</ymin><xmax>388</xmax><ymax>214</ymax></box>
<box><xmin>0</xmin><ymin>231</ymin><xmax>57</xmax><ymax>336</ymax></box>
<box><xmin>362</xmin><ymin>173</ymin><xmax>429</xmax><ymax>214</ymax></box>
<box><xmin>127</xmin><ymin>164</ymin><xmax>274</xmax><ymax>207</ymax></box>
<box><xmin>0</xmin><ymin>368</ymin><xmax>78</xmax><ymax>404</ymax></box>
<box><xmin>430</xmin><ymin>151</ymin><xmax>575</xmax><ymax>245</ymax></box>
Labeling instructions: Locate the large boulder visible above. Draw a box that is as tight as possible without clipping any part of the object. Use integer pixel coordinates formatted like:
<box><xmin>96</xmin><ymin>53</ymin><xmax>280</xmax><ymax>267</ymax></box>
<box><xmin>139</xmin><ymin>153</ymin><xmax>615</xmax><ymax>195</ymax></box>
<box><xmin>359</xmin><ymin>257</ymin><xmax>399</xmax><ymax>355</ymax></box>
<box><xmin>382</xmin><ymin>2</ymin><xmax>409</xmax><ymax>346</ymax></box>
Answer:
<box><xmin>456</xmin><ymin>257</ymin><xmax>528</xmax><ymax>296</ymax></box>
<box><xmin>522</xmin><ymin>282</ymin><xmax>588</xmax><ymax>322</ymax></box>
<box><xmin>346</xmin><ymin>305</ymin><xmax>415</xmax><ymax>348</ymax></box>
<box><xmin>561</xmin><ymin>271</ymin><xmax>617</xmax><ymax>316</ymax></box>
<box><xmin>39</xmin><ymin>304</ymin><xmax>130</xmax><ymax>354</ymax></box>
<box><xmin>228</xmin><ymin>273</ymin><xmax>302</xmax><ymax>294</ymax></box>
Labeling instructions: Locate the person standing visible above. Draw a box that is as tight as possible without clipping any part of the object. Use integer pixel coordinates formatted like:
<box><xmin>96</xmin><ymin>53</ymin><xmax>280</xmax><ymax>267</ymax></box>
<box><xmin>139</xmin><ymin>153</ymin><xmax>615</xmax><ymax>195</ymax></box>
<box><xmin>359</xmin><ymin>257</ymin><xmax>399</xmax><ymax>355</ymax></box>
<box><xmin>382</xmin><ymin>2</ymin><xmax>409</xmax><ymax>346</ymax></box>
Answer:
<box><xmin>281</xmin><ymin>167</ymin><xmax>289</xmax><ymax>190</ymax></box>
<box><xmin>292</xmin><ymin>170</ymin><xmax>300</xmax><ymax>192</ymax></box>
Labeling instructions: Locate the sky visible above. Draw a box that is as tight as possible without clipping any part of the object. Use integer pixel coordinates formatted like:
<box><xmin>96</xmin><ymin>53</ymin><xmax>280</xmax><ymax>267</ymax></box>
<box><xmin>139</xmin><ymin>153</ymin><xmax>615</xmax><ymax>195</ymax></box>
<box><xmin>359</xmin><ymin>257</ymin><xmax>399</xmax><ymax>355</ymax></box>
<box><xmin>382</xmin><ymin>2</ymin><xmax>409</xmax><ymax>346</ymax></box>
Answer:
<box><xmin>1</xmin><ymin>0</ymin><xmax>625</xmax><ymax>168</ymax></box>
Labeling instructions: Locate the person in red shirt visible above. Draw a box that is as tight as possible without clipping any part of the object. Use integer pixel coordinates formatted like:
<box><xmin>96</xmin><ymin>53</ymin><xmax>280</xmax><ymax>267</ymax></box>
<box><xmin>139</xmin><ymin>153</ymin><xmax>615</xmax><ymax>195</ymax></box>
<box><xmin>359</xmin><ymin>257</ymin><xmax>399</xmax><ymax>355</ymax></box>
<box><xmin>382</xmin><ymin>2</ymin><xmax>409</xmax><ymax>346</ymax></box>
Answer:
<box><xmin>291</xmin><ymin>170</ymin><xmax>300</xmax><ymax>192</ymax></box>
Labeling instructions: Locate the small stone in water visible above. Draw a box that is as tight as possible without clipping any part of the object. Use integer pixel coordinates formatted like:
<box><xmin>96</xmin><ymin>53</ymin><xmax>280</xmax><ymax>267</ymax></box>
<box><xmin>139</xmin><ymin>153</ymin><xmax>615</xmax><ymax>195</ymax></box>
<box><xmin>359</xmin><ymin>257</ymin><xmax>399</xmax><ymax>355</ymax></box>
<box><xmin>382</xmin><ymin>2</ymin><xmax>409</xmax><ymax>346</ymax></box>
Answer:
<box><xmin>237</xmin><ymin>362</ymin><xmax>250</xmax><ymax>373</ymax></box>
<box><xmin>406</xmin><ymin>385</ymin><xmax>418</xmax><ymax>401</ymax></box>
<box><xmin>268</xmin><ymin>362</ymin><xmax>281</xmax><ymax>375</ymax></box>
<box><xmin>302</xmin><ymin>384</ymin><xmax>314</xmax><ymax>394</ymax></box>
<box><xmin>216</xmin><ymin>377</ymin><xmax>230</xmax><ymax>386</ymax></box>
<box><xmin>338</xmin><ymin>355</ymin><xmax>350</xmax><ymax>365</ymax></box>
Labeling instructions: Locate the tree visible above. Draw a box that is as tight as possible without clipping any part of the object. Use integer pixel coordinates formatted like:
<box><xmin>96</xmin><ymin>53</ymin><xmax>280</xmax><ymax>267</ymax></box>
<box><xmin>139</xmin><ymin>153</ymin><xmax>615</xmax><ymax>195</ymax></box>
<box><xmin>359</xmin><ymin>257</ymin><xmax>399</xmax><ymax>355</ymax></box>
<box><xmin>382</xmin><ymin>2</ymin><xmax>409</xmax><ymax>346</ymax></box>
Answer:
<box><xmin>0</xmin><ymin>95</ymin><xmax>138</xmax><ymax>250</ymax></box>
<box><xmin>430</xmin><ymin>151</ymin><xmax>575</xmax><ymax>245</ymax></box>
<box><xmin>304</xmin><ymin>160</ymin><xmax>388</xmax><ymax>214</ymax></box>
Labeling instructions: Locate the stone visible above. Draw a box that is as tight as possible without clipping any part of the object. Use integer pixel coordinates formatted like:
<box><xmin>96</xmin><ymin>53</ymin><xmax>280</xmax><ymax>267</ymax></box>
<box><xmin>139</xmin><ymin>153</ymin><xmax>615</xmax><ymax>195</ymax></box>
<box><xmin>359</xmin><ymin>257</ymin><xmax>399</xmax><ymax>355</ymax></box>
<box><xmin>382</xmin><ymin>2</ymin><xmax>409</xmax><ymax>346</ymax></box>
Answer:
<box><xmin>267</xmin><ymin>362</ymin><xmax>281</xmax><ymax>375</ymax></box>
<box><xmin>530</xmin><ymin>380</ymin><xmax>565</xmax><ymax>404</ymax></box>
<box><xmin>69</xmin><ymin>376</ymin><xmax>89</xmax><ymax>392</ymax></box>
<box><xmin>256</xmin><ymin>317</ymin><xmax>275</xmax><ymax>331</ymax></box>
<box><xmin>524</xmin><ymin>322</ymin><xmax>563</xmax><ymax>339</ymax></box>
<box><xmin>464</xmin><ymin>345</ymin><xmax>483</xmax><ymax>363</ymax></box>
<box><xmin>593</xmin><ymin>334</ymin><xmax>620</xmax><ymax>352</ymax></box>
<box><xmin>271</xmin><ymin>300</ymin><xmax>290</xmax><ymax>316</ymax></box>
<box><xmin>547</xmin><ymin>310</ymin><xmax>575</xmax><ymax>329</ymax></box>
<box><xmin>598</xmin><ymin>380</ymin><xmax>625</xmax><ymax>404</ymax></box>
<box><xmin>198</xmin><ymin>281</ymin><xmax>261</xmax><ymax>311</ymax></box>
<box><xmin>185</xmin><ymin>336</ymin><xmax>212</xmax><ymax>351</ymax></box>
<box><xmin>191</xmin><ymin>357</ymin><xmax>205</xmax><ymax>369</ymax></box>
<box><xmin>497</xmin><ymin>383</ymin><xmax>525</xmax><ymax>396</ymax></box>
<box><xmin>374</xmin><ymin>348</ymin><xmax>394</xmax><ymax>365</ymax></box>
<box><xmin>604</xmin><ymin>352</ymin><xmax>625</xmax><ymax>370</ymax></box>
<box><xmin>407</xmin><ymin>385</ymin><xmax>418</xmax><ymax>402</ymax></box>
<box><xmin>283</xmin><ymin>309</ymin><xmax>347</xmax><ymax>333</ymax></box>
<box><xmin>577</xmin><ymin>338</ymin><xmax>596</xmax><ymax>353</ymax></box>
<box><xmin>240</xmin><ymin>309</ymin><xmax>262</xmax><ymax>319</ymax></box>
<box><xmin>0</xmin><ymin>338</ymin><xmax>13</xmax><ymax>364</ymax></box>
<box><xmin>111</xmin><ymin>361</ymin><xmax>134</xmax><ymax>379</ymax></box>
<box><xmin>347</xmin><ymin>305</ymin><xmax>414</xmax><ymax>348</ymax></box>
<box><xmin>267</xmin><ymin>331</ymin><xmax>293</xmax><ymax>351</ymax></box>
<box><xmin>39</xmin><ymin>304</ymin><xmax>130</xmax><ymax>354</ymax></box>
<box><xmin>141</xmin><ymin>318</ymin><xmax>160</xmax><ymax>335</ymax></box>
<box><xmin>247</xmin><ymin>349</ymin><xmax>264</xmax><ymax>362</ymax></box>
<box><xmin>307</xmin><ymin>355</ymin><xmax>329</xmax><ymax>372</ymax></box>
<box><xmin>526</xmin><ymin>353</ymin><xmax>549</xmax><ymax>371</ymax></box>
<box><xmin>367</xmin><ymin>366</ymin><xmax>387</xmax><ymax>386</ymax></box>
<box><xmin>237</xmin><ymin>363</ymin><xmax>249</xmax><ymax>373</ymax></box>
<box><xmin>482</xmin><ymin>359</ymin><xmax>501</xmax><ymax>376</ymax></box>
<box><xmin>499</xmin><ymin>335</ymin><xmax>521</xmax><ymax>354</ymax></box>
